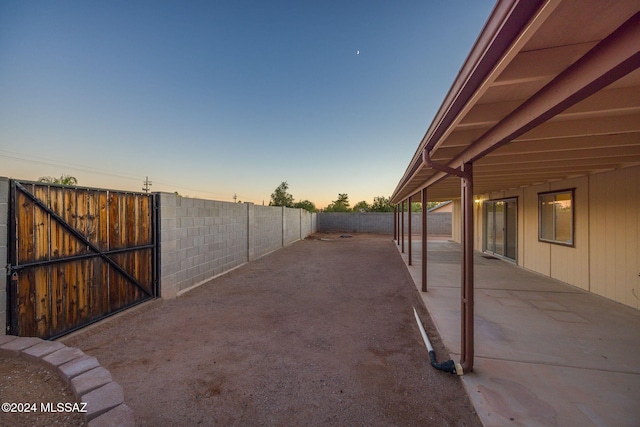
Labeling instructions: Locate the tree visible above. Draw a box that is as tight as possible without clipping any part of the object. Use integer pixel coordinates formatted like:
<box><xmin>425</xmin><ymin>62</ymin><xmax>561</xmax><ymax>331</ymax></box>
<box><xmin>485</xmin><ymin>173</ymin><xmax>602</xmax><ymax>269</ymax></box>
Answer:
<box><xmin>38</xmin><ymin>174</ymin><xmax>78</xmax><ymax>186</ymax></box>
<box><xmin>370</xmin><ymin>196</ymin><xmax>394</xmax><ymax>212</ymax></box>
<box><xmin>410</xmin><ymin>202</ymin><xmax>422</xmax><ymax>212</ymax></box>
<box><xmin>352</xmin><ymin>200</ymin><xmax>370</xmax><ymax>212</ymax></box>
<box><xmin>293</xmin><ymin>200</ymin><xmax>317</xmax><ymax>213</ymax></box>
<box><xmin>324</xmin><ymin>193</ymin><xmax>351</xmax><ymax>212</ymax></box>
<box><xmin>269</xmin><ymin>181</ymin><xmax>294</xmax><ymax>207</ymax></box>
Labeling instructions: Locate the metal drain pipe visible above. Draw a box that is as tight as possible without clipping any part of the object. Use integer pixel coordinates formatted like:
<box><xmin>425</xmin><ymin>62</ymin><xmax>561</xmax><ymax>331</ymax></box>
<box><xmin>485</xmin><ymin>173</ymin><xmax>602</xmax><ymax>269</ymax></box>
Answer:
<box><xmin>413</xmin><ymin>307</ymin><xmax>462</xmax><ymax>375</ymax></box>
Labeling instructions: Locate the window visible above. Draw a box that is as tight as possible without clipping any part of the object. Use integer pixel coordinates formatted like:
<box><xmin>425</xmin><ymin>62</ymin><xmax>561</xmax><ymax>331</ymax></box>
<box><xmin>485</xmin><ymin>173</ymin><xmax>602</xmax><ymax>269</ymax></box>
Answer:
<box><xmin>538</xmin><ymin>190</ymin><xmax>574</xmax><ymax>246</ymax></box>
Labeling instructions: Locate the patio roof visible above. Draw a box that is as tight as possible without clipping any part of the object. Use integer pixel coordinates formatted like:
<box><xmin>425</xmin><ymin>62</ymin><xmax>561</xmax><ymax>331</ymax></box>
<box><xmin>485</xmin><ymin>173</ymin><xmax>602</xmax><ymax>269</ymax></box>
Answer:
<box><xmin>391</xmin><ymin>0</ymin><xmax>640</xmax><ymax>203</ymax></box>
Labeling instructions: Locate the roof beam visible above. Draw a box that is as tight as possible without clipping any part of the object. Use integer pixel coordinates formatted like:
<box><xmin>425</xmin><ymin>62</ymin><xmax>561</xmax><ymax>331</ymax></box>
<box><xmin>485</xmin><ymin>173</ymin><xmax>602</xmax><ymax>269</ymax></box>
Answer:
<box><xmin>391</xmin><ymin>0</ymin><xmax>548</xmax><ymax>202</ymax></box>
<box><xmin>421</xmin><ymin>11</ymin><xmax>640</xmax><ymax>190</ymax></box>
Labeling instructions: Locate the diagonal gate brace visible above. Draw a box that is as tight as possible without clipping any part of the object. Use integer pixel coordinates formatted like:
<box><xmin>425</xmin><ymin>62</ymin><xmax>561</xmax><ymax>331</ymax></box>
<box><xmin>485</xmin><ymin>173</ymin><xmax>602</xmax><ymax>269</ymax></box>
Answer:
<box><xmin>14</xmin><ymin>182</ymin><xmax>153</xmax><ymax>297</ymax></box>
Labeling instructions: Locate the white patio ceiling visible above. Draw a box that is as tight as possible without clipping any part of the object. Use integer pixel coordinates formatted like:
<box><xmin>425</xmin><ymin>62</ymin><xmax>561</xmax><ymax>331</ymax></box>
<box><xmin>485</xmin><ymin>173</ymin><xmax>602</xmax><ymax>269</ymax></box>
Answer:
<box><xmin>391</xmin><ymin>0</ymin><xmax>640</xmax><ymax>203</ymax></box>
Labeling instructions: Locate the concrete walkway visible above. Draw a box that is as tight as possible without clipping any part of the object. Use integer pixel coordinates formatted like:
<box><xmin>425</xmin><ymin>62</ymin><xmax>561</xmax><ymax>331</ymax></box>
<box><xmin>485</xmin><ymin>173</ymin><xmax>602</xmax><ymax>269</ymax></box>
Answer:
<box><xmin>397</xmin><ymin>238</ymin><xmax>640</xmax><ymax>427</ymax></box>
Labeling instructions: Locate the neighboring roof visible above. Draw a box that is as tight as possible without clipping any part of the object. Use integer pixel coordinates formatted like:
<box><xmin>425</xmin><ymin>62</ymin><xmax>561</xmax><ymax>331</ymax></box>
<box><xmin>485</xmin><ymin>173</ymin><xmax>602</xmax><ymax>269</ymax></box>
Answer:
<box><xmin>427</xmin><ymin>200</ymin><xmax>452</xmax><ymax>213</ymax></box>
<box><xmin>392</xmin><ymin>0</ymin><xmax>640</xmax><ymax>203</ymax></box>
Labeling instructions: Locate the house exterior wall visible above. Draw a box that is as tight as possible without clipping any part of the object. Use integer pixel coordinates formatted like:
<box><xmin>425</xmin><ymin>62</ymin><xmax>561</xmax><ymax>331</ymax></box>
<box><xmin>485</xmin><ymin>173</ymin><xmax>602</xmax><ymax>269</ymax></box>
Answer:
<box><xmin>589</xmin><ymin>166</ymin><xmax>639</xmax><ymax>309</ymax></box>
<box><xmin>449</xmin><ymin>165</ymin><xmax>640</xmax><ymax>310</ymax></box>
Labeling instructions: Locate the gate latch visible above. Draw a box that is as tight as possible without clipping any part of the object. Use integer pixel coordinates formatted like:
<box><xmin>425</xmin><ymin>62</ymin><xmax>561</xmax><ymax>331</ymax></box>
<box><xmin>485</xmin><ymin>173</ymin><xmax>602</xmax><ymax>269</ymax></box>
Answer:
<box><xmin>7</xmin><ymin>264</ymin><xmax>19</xmax><ymax>281</ymax></box>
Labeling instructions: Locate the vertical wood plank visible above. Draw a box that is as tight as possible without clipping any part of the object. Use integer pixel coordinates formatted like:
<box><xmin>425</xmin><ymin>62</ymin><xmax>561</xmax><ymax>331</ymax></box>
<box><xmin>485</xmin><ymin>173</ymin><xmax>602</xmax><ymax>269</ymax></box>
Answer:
<box><xmin>126</xmin><ymin>193</ymin><xmax>135</xmax><ymax>247</ymax></box>
<box><xmin>63</xmin><ymin>188</ymin><xmax>78</xmax><ymax>256</ymax></box>
<box><xmin>33</xmin><ymin>185</ymin><xmax>50</xmax><ymax>262</ymax></box>
<box><xmin>98</xmin><ymin>192</ymin><xmax>109</xmax><ymax>250</ymax></box>
<box><xmin>17</xmin><ymin>189</ymin><xmax>35</xmax><ymax>264</ymax></box>
<box><xmin>109</xmin><ymin>192</ymin><xmax>121</xmax><ymax>249</ymax></box>
<box><xmin>76</xmin><ymin>189</ymin><xmax>89</xmax><ymax>255</ymax></box>
<box><xmin>76</xmin><ymin>259</ymin><xmax>88</xmax><ymax>324</ymax></box>
<box><xmin>34</xmin><ymin>266</ymin><xmax>50</xmax><ymax>338</ymax></box>
<box><xmin>50</xmin><ymin>187</ymin><xmax>64</xmax><ymax>258</ymax></box>
<box><xmin>17</xmin><ymin>270</ymin><xmax>36</xmax><ymax>337</ymax></box>
<box><xmin>86</xmin><ymin>190</ymin><xmax>100</xmax><ymax>247</ymax></box>
<box><xmin>65</xmin><ymin>260</ymin><xmax>78</xmax><ymax>328</ymax></box>
<box><xmin>50</xmin><ymin>265</ymin><xmax>66</xmax><ymax>337</ymax></box>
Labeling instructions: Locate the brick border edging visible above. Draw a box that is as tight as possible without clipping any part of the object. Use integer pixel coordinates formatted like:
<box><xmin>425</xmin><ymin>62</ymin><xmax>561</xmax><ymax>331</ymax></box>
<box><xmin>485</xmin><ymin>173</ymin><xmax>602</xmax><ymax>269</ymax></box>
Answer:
<box><xmin>0</xmin><ymin>335</ymin><xmax>134</xmax><ymax>426</ymax></box>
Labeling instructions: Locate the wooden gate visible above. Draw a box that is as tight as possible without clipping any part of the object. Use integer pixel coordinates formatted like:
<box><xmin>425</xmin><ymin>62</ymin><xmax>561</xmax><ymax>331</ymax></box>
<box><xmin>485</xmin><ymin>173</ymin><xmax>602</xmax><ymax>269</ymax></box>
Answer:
<box><xmin>7</xmin><ymin>180</ymin><xmax>157</xmax><ymax>339</ymax></box>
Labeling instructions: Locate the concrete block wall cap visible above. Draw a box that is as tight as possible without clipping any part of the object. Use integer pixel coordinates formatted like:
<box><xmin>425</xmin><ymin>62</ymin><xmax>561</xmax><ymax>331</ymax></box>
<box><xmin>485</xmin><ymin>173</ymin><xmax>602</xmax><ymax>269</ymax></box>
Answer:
<box><xmin>0</xmin><ymin>336</ymin><xmax>43</xmax><ymax>357</ymax></box>
<box><xmin>71</xmin><ymin>366</ymin><xmax>113</xmax><ymax>397</ymax></box>
<box><xmin>0</xmin><ymin>335</ymin><xmax>19</xmax><ymax>346</ymax></box>
<box><xmin>0</xmin><ymin>337</ymin><xmax>133</xmax><ymax>425</ymax></box>
<box><xmin>82</xmin><ymin>381</ymin><xmax>125</xmax><ymax>421</ymax></box>
<box><xmin>42</xmin><ymin>346</ymin><xmax>85</xmax><ymax>368</ymax></box>
<box><xmin>87</xmin><ymin>404</ymin><xmax>135</xmax><ymax>427</ymax></box>
<box><xmin>21</xmin><ymin>340</ymin><xmax>66</xmax><ymax>362</ymax></box>
<box><xmin>58</xmin><ymin>355</ymin><xmax>100</xmax><ymax>384</ymax></box>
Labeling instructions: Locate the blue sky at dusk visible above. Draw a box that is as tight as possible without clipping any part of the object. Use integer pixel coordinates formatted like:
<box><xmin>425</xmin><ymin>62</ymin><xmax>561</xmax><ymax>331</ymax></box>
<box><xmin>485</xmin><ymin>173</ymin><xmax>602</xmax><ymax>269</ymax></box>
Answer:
<box><xmin>0</xmin><ymin>1</ymin><xmax>494</xmax><ymax>207</ymax></box>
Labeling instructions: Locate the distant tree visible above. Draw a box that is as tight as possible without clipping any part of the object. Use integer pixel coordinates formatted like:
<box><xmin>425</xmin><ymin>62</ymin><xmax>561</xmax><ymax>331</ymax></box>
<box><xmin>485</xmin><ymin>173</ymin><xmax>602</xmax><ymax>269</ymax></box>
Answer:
<box><xmin>352</xmin><ymin>200</ymin><xmax>370</xmax><ymax>212</ymax></box>
<box><xmin>411</xmin><ymin>202</ymin><xmax>423</xmax><ymax>212</ymax></box>
<box><xmin>325</xmin><ymin>193</ymin><xmax>351</xmax><ymax>212</ymax></box>
<box><xmin>293</xmin><ymin>200</ymin><xmax>317</xmax><ymax>213</ymax></box>
<box><xmin>38</xmin><ymin>174</ymin><xmax>78</xmax><ymax>186</ymax></box>
<box><xmin>370</xmin><ymin>196</ymin><xmax>394</xmax><ymax>212</ymax></box>
<box><xmin>269</xmin><ymin>181</ymin><xmax>294</xmax><ymax>207</ymax></box>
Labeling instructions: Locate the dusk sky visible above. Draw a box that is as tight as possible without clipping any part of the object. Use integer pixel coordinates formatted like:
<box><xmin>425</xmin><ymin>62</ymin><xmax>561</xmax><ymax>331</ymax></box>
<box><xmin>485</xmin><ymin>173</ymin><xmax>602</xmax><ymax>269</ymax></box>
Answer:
<box><xmin>0</xmin><ymin>1</ymin><xmax>494</xmax><ymax>208</ymax></box>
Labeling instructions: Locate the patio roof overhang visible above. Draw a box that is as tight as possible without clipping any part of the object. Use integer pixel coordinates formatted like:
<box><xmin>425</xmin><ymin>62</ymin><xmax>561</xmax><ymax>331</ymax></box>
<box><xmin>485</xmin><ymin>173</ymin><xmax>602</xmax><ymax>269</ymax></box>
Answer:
<box><xmin>391</xmin><ymin>0</ymin><xmax>640</xmax><ymax>204</ymax></box>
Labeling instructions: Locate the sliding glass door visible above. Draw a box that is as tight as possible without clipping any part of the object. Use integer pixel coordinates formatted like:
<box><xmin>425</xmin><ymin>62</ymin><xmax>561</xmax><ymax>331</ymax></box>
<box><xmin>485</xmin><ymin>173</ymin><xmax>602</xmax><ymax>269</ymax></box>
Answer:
<box><xmin>483</xmin><ymin>199</ymin><xmax>517</xmax><ymax>261</ymax></box>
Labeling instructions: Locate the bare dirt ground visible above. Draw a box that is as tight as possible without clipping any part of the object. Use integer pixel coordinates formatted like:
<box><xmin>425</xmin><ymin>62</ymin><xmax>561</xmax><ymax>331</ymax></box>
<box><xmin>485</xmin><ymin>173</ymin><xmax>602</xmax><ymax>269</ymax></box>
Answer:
<box><xmin>0</xmin><ymin>356</ymin><xmax>86</xmax><ymax>427</ymax></box>
<box><xmin>58</xmin><ymin>233</ymin><xmax>480</xmax><ymax>426</ymax></box>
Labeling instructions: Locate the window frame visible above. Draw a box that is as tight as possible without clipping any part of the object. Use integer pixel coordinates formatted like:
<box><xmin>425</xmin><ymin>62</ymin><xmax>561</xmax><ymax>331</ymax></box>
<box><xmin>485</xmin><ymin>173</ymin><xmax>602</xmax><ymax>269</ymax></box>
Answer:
<box><xmin>538</xmin><ymin>189</ymin><xmax>575</xmax><ymax>247</ymax></box>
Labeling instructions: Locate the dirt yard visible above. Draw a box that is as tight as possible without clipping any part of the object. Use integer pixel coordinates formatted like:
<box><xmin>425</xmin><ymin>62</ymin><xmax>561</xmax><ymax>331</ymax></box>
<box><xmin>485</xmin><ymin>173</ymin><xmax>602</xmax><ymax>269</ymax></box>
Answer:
<box><xmin>57</xmin><ymin>233</ymin><xmax>480</xmax><ymax>426</ymax></box>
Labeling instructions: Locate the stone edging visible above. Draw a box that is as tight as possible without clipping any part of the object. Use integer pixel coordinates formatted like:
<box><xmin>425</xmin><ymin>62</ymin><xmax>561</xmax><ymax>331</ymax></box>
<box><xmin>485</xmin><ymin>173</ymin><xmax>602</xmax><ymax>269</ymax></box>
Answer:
<box><xmin>0</xmin><ymin>335</ymin><xmax>134</xmax><ymax>426</ymax></box>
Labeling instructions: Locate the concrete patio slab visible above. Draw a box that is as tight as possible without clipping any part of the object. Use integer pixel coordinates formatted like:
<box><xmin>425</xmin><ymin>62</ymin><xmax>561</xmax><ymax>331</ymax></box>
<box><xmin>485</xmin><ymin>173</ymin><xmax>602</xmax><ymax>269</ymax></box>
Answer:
<box><xmin>397</xmin><ymin>238</ymin><xmax>640</xmax><ymax>427</ymax></box>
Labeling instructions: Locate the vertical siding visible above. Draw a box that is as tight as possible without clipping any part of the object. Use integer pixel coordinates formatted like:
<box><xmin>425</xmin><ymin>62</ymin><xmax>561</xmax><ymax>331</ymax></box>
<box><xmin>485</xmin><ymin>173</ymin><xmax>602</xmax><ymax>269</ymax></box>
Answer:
<box><xmin>470</xmin><ymin>166</ymin><xmax>638</xmax><ymax>309</ymax></box>
<box><xmin>589</xmin><ymin>166</ymin><xmax>640</xmax><ymax>309</ymax></box>
<box><xmin>549</xmin><ymin>177</ymin><xmax>590</xmax><ymax>291</ymax></box>
<box><xmin>523</xmin><ymin>184</ymin><xmax>551</xmax><ymax>276</ymax></box>
<box><xmin>452</xmin><ymin>200</ymin><xmax>461</xmax><ymax>243</ymax></box>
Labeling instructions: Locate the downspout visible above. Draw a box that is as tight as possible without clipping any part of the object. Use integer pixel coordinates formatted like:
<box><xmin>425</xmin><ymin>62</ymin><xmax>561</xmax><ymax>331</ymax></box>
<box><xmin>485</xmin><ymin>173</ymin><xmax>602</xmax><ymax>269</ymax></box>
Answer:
<box><xmin>413</xmin><ymin>307</ymin><xmax>462</xmax><ymax>375</ymax></box>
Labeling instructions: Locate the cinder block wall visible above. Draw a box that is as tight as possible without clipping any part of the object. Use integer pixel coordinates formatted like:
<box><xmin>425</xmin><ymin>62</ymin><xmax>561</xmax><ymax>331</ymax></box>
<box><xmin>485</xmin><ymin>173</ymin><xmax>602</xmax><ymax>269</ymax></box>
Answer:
<box><xmin>159</xmin><ymin>194</ymin><xmax>316</xmax><ymax>298</ymax></box>
<box><xmin>317</xmin><ymin>212</ymin><xmax>452</xmax><ymax>236</ymax></box>
<box><xmin>301</xmin><ymin>209</ymin><xmax>314</xmax><ymax>238</ymax></box>
<box><xmin>254</xmin><ymin>205</ymin><xmax>284</xmax><ymax>259</ymax></box>
<box><xmin>284</xmin><ymin>207</ymin><xmax>301</xmax><ymax>245</ymax></box>
<box><xmin>158</xmin><ymin>194</ymin><xmax>249</xmax><ymax>298</ymax></box>
<box><xmin>0</xmin><ymin>178</ymin><xmax>8</xmax><ymax>335</ymax></box>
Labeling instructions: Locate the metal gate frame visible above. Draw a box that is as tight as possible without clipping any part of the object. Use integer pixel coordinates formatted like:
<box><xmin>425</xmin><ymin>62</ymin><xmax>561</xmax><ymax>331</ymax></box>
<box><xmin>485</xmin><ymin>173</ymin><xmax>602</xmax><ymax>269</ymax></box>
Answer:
<box><xmin>6</xmin><ymin>180</ymin><xmax>158</xmax><ymax>339</ymax></box>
